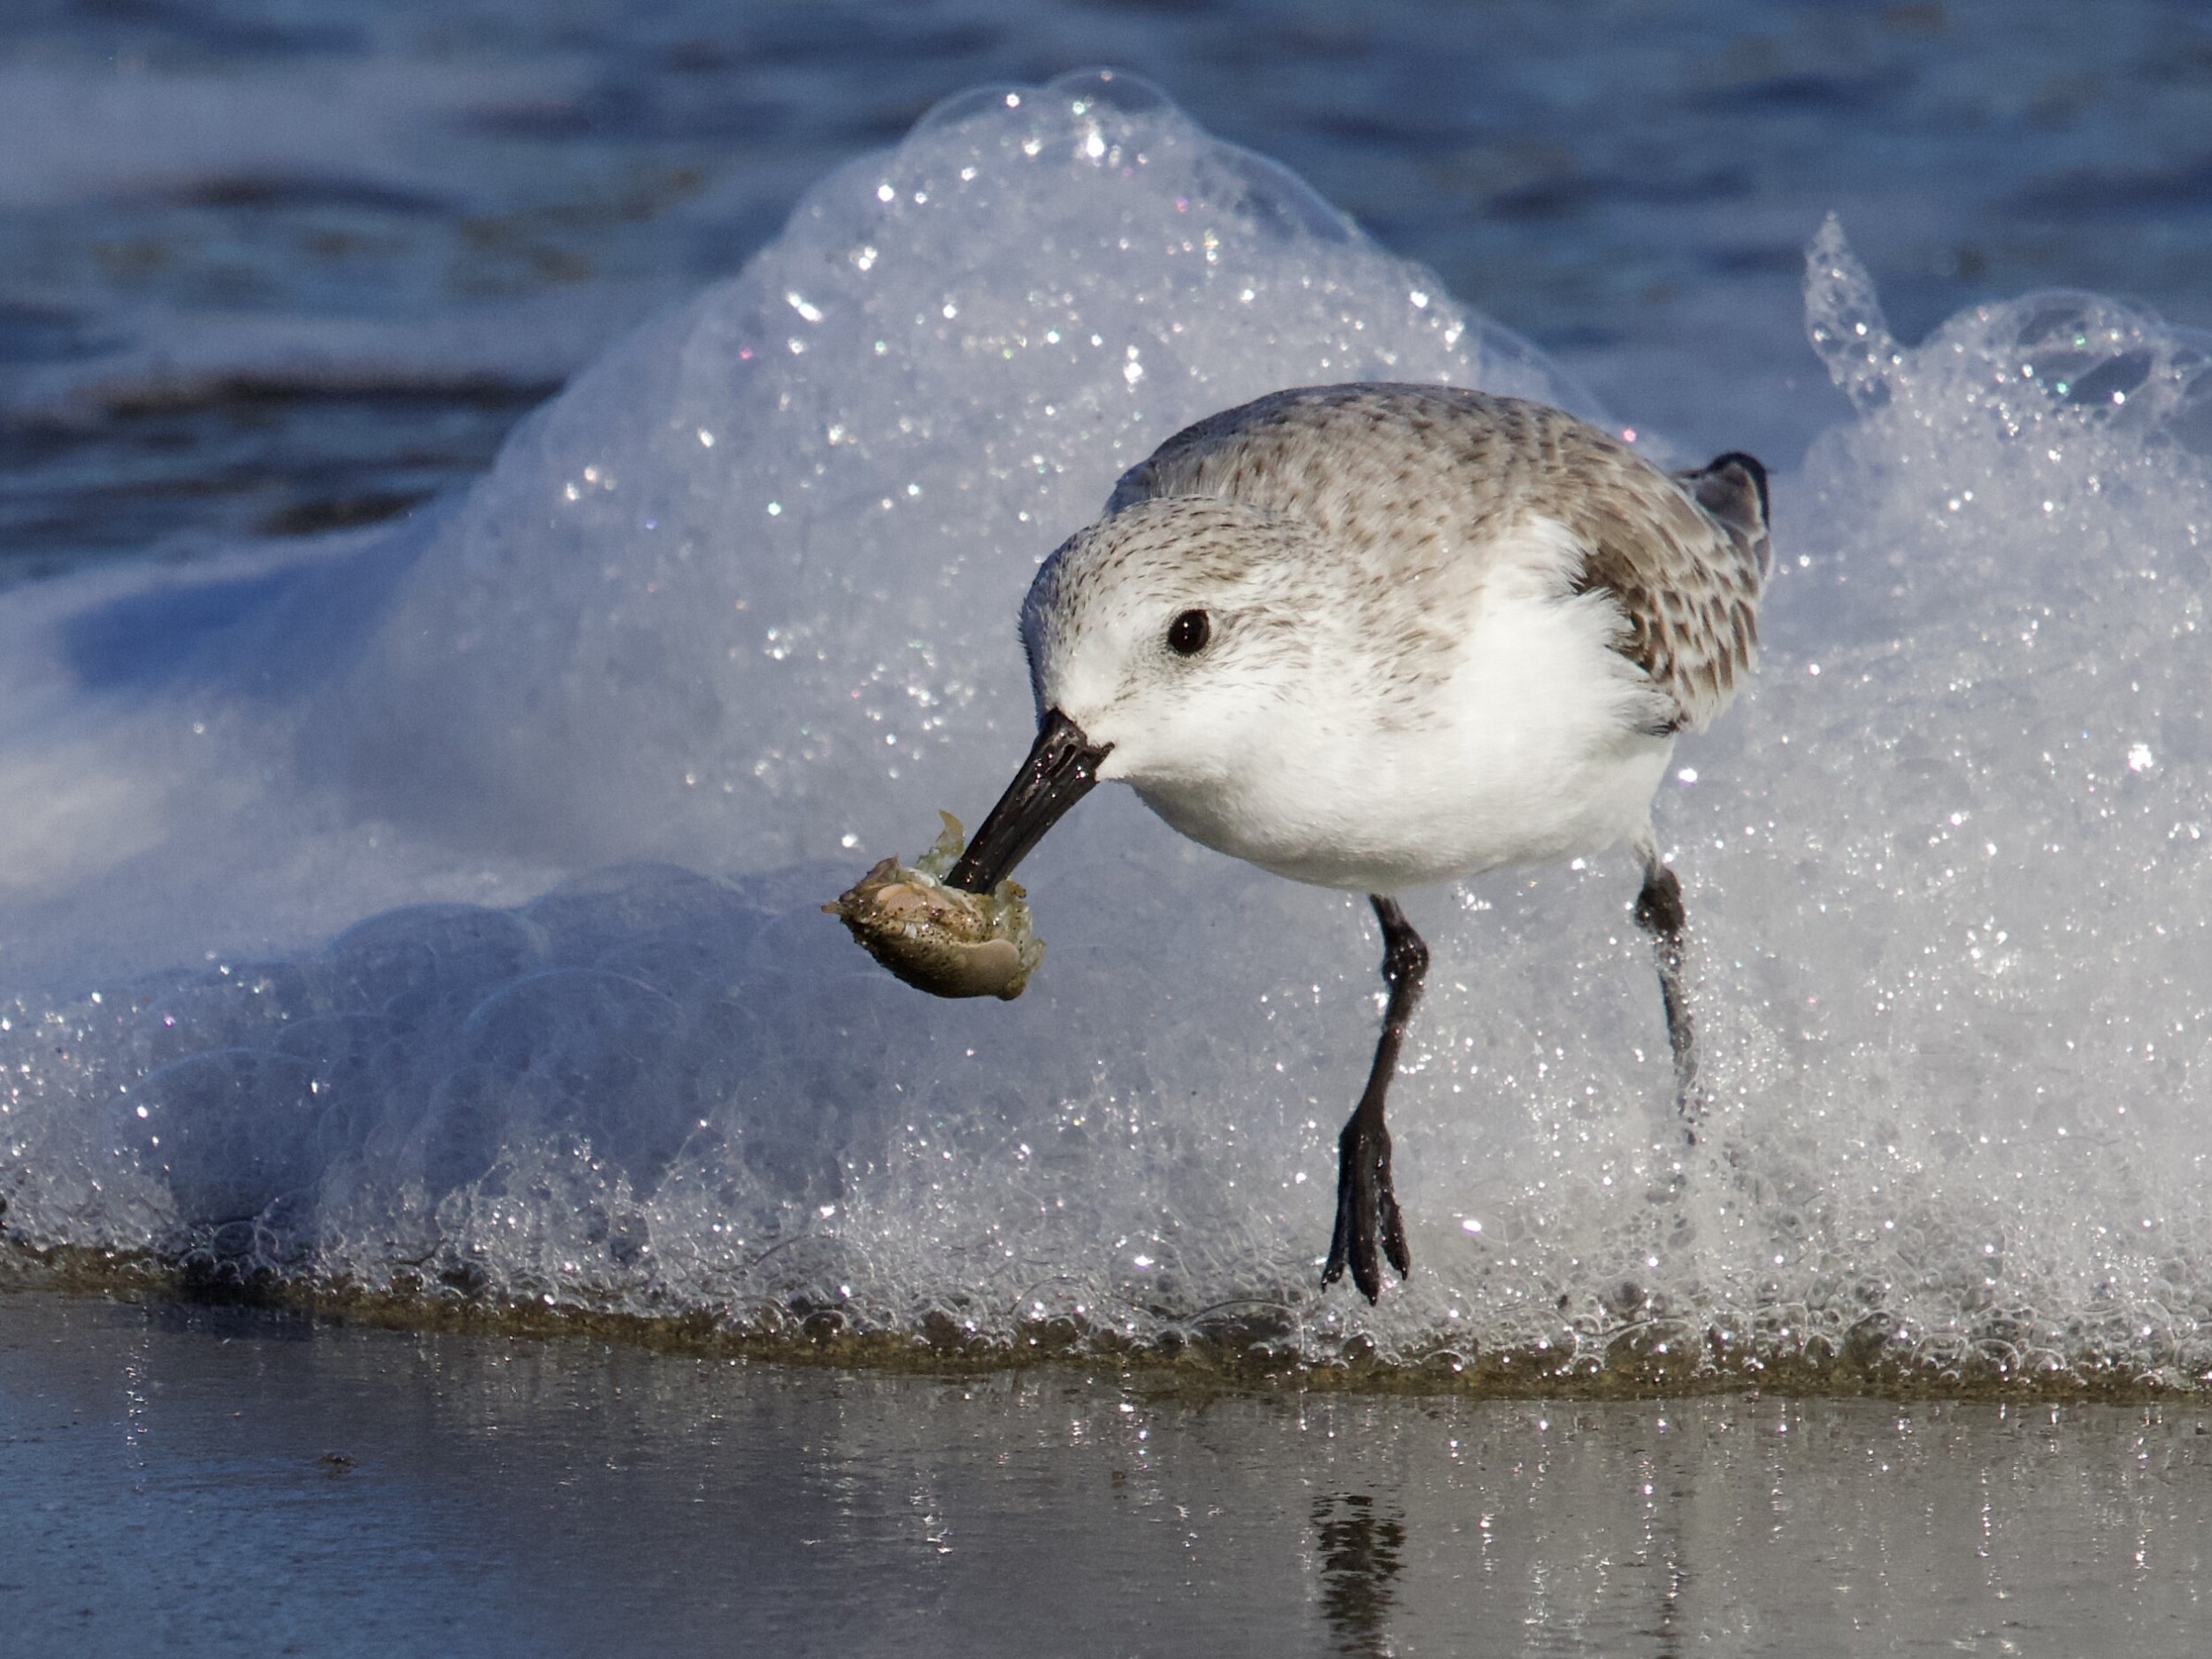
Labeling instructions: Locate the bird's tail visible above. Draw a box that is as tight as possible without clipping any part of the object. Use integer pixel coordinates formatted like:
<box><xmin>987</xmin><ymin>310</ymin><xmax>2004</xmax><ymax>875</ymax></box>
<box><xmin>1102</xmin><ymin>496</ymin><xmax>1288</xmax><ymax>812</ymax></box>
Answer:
<box><xmin>1678</xmin><ymin>451</ymin><xmax>1771</xmax><ymax>582</ymax></box>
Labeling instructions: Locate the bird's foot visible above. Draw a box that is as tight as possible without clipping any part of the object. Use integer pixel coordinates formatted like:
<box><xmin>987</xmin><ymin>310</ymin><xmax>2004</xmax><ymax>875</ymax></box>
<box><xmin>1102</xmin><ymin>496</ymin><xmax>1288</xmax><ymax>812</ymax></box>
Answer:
<box><xmin>1322</xmin><ymin>1112</ymin><xmax>1411</xmax><ymax>1302</ymax></box>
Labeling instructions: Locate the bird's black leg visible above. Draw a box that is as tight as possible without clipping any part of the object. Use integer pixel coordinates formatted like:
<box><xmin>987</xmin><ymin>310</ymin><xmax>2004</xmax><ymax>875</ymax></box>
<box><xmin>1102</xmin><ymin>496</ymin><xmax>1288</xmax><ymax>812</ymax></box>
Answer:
<box><xmin>1324</xmin><ymin>895</ymin><xmax>1428</xmax><ymax>1302</ymax></box>
<box><xmin>1633</xmin><ymin>838</ymin><xmax>1700</xmax><ymax>1137</ymax></box>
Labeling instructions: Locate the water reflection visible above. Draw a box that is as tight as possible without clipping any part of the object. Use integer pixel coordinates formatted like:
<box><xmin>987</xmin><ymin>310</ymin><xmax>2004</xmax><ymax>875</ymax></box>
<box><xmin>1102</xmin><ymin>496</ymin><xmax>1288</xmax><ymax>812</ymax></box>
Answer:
<box><xmin>1637</xmin><ymin>1436</ymin><xmax>1693</xmax><ymax>1659</ymax></box>
<box><xmin>8</xmin><ymin>1298</ymin><xmax>2210</xmax><ymax>1657</ymax></box>
<box><xmin>1311</xmin><ymin>1492</ymin><xmax>1406</xmax><ymax>1656</ymax></box>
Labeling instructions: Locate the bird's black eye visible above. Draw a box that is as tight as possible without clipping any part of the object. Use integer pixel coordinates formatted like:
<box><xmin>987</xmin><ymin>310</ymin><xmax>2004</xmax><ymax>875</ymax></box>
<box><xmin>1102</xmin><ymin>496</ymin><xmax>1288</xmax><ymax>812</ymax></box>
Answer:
<box><xmin>1167</xmin><ymin>609</ymin><xmax>1211</xmax><ymax>657</ymax></box>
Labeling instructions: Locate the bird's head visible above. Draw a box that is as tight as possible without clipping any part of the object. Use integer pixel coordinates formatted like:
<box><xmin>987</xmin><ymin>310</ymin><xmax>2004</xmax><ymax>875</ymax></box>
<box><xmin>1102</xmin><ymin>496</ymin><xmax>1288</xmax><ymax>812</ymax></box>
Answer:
<box><xmin>945</xmin><ymin>496</ymin><xmax>1318</xmax><ymax>893</ymax></box>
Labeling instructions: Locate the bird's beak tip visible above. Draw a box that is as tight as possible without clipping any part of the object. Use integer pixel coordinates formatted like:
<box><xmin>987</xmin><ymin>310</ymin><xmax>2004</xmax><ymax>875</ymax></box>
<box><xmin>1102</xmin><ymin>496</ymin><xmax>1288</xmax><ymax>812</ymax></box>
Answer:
<box><xmin>944</xmin><ymin>710</ymin><xmax>1111</xmax><ymax>893</ymax></box>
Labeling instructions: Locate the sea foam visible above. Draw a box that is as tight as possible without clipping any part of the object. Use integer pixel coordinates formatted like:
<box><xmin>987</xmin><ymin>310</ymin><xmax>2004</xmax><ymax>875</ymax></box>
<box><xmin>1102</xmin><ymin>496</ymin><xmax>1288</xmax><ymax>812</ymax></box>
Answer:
<box><xmin>4</xmin><ymin>75</ymin><xmax>2210</xmax><ymax>1390</ymax></box>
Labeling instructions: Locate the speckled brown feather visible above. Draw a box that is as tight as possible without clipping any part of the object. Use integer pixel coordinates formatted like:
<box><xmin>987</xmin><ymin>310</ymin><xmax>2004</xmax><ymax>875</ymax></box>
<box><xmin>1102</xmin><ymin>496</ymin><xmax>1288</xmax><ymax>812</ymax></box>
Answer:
<box><xmin>1108</xmin><ymin>384</ymin><xmax>1771</xmax><ymax>732</ymax></box>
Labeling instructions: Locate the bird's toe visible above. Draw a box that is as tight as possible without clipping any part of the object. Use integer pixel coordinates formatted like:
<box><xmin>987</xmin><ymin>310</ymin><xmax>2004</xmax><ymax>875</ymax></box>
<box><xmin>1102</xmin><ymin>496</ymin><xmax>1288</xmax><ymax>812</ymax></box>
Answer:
<box><xmin>1324</xmin><ymin>1117</ymin><xmax>1402</xmax><ymax>1302</ymax></box>
<box><xmin>1379</xmin><ymin>1180</ymin><xmax>1411</xmax><ymax>1281</ymax></box>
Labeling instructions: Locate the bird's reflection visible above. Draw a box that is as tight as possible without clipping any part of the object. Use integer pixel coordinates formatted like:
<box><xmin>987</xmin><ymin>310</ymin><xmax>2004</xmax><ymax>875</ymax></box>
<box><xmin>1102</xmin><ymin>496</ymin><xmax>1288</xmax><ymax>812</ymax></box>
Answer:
<box><xmin>1310</xmin><ymin>1492</ymin><xmax>1406</xmax><ymax>1656</ymax></box>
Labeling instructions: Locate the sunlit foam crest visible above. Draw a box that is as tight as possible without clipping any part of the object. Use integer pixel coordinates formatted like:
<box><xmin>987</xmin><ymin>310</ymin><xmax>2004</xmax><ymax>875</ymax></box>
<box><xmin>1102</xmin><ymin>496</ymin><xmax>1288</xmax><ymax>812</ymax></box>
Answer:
<box><xmin>4</xmin><ymin>81</ymin><xmax>2211</xmax><ymax>1393</ymax></box>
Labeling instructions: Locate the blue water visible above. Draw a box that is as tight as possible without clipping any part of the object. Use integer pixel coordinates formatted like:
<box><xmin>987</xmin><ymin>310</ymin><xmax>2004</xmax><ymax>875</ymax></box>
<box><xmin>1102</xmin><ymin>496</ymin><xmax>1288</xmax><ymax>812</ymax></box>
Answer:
<box><xmin>5</xmin><ymin>0</ymin><xmax>2209</xmax><ymax>575</ymax></box>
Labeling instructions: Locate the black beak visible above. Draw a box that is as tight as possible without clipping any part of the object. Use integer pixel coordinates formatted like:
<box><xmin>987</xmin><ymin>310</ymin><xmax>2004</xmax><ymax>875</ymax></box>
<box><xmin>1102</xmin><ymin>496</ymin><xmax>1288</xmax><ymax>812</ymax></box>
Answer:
<box><xmin>944</xmin><ymin>708</ymin><xmax>1111</xmax><ymax>894</ymax></box>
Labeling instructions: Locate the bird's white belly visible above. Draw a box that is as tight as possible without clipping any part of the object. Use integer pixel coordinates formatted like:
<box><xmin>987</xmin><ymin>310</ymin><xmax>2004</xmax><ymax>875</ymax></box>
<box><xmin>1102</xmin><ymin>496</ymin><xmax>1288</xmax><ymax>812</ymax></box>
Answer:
<box><xmin>1139</xmin><ymin>731</ymin><xmax>1672</xmax><ymax>892</ymax></box>
<box><xmin>1133</xmin><ymin>585</ymin><xmax>1676</xmax><ymax>893</ymax></box>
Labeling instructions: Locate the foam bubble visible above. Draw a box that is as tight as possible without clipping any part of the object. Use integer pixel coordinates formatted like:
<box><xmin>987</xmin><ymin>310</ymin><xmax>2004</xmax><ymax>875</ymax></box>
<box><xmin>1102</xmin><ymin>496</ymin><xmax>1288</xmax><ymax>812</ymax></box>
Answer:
<box><xmin>4</xmin><ymin>80</ymin><xmax>2211</xmax><ymax>1391</ymax></box>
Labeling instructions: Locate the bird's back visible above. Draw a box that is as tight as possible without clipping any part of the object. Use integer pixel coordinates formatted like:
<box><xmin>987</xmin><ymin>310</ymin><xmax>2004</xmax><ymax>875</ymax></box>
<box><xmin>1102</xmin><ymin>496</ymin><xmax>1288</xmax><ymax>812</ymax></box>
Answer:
<box><xmin>1108</xmin><ymin>384</ymin><xmax>1770</xmax><ymax>733</ymax></box>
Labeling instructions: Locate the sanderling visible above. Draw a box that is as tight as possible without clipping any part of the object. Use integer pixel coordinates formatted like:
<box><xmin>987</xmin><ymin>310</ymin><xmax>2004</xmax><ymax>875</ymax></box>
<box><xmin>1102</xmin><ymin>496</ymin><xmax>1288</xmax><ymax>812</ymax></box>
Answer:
<box><xmin>945</xmin><ymin>384</ymin><xmax>1771</xmax><ymax>1301</ymax></box>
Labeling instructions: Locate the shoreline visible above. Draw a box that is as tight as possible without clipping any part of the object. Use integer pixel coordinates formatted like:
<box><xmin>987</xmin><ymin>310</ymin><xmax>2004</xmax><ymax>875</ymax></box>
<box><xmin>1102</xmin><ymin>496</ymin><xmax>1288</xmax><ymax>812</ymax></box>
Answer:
<box><xmin>8</xmin><ymin>1257</ymin><xmax>2199</xmax><ymax>1406</ymax></box>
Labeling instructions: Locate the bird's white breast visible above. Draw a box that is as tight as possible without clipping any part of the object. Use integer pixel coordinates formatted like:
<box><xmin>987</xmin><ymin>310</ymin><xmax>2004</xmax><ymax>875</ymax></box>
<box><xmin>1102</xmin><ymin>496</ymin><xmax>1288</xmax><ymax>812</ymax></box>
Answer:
<box><xmin>1131</xmin><ymin>518</ymin><xmax>1676</xmax><ymax>893</ymax></box>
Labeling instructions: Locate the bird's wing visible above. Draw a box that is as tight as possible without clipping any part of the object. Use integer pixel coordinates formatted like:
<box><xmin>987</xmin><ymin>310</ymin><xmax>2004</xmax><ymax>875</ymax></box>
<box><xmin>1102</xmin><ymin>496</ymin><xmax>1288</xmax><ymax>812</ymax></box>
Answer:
<box><xmin>1566</xmin><ymin>446</ymin><xmax>1770</xmax><ymax>733</ymax></box>
<box><xmin>1110</xmin><ymin>384</ymin><xmax>1772</xmax><ymax>731</ymax></box>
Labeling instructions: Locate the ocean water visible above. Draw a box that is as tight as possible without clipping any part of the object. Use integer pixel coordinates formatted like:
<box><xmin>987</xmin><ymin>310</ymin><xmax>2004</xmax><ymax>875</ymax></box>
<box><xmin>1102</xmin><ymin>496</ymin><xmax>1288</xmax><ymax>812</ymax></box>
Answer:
<box><xmin>4</xmin><ymin>1293</ymin><xmax>2208</xmax><ymax>1656</ymax></box>
<box><xmin>8</xmin><ymin>0</ymin><xmax>2212</xmax><ymax>578</ymax></box>
<box><xmin>6</xmin><ymin>52</ymin><xmax>2212</xmax><ymax>1395</ymax></box>
<box><xmin>8</xmin><ymin>4</ymin><xmax>2212</xmax><ymax>1648</ymax></box>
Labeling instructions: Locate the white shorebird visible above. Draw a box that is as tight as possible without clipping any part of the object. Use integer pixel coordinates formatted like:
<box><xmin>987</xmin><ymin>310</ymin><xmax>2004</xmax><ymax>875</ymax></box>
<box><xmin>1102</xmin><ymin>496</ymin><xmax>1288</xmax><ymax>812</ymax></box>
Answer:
<box><xmin>945</xmin><ymin>384</ymin><xmax>1770</xmax><ymax>1301</ymax></box>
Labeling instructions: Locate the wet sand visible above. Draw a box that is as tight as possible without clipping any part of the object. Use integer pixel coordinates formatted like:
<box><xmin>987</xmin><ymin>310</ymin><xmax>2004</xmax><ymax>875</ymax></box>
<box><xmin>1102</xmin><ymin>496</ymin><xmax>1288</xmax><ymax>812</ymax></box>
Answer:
<box><xmin>4</xmin><ymin>1291</ymin><xmax>2205</xmax><ymax>1655</ymax></box>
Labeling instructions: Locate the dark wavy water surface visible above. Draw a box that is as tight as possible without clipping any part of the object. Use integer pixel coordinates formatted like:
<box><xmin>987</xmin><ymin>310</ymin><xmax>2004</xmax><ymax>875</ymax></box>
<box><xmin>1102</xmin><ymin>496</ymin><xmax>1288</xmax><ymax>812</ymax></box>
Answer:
<box><xmin>5</xmin><ymin>0</ymin><xmax>2211</xmax><ymax>580</ymax></box>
